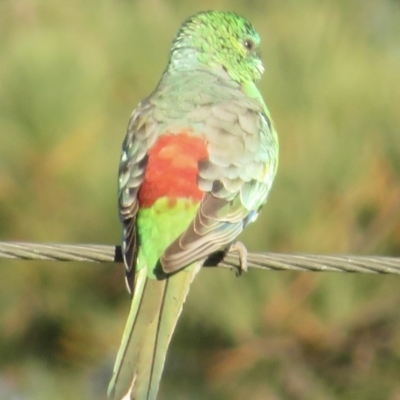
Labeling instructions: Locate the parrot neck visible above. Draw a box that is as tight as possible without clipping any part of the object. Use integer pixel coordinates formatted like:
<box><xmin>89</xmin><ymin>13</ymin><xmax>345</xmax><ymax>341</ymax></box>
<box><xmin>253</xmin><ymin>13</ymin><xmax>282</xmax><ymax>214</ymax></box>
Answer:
<box><xmin>166</xmin><ymin>44</ymin><xmax>241</xmax><ymax>85</ymax></box>
<box><xmin>166</xmin><ymin>53</ymin><xmax>232</xmax><ymax>85</ymax></box>
<box><xmin>168</xmin><ymin>47</ymin><xmax>201</xmax><ymax>71</ymax></box>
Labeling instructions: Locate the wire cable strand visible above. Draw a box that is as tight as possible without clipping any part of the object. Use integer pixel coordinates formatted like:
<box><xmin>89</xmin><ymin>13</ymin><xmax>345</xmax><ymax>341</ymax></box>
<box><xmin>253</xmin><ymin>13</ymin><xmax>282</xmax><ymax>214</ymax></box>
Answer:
<box><xmin>0</xmin><ymin>241</ymin><xmax>399</xmax><ymax>274</ymax></box>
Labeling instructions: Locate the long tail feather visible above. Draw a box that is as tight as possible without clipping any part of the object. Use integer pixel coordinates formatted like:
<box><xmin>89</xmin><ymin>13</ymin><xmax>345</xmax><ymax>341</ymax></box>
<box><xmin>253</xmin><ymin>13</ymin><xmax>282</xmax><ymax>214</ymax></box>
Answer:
<box><xmin>108</xmin><ymin>263</ymin><xmax>200</xmax><ymax>400</ymax></box>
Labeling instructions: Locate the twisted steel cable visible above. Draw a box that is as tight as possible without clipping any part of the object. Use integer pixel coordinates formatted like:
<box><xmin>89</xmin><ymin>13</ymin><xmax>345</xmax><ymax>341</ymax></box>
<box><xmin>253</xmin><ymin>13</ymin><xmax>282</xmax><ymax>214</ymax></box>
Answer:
<box><xmin>0</xmin><ymin>241</ymin><xmax>399</xmax><ymax>274</ymax></box>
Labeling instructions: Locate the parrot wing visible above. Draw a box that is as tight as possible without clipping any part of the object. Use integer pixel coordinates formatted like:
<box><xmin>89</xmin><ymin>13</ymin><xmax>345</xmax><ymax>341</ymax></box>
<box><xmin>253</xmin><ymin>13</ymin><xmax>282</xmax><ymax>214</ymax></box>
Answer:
<box><xmin>161</xmin><ymin>101</ymin><xmax>277</xmax><ymax>273</ymax></box>
<box><xmin>118</xmin><ymin>99</ymin><xmax>159</xmax><ymax>293</ymax></box>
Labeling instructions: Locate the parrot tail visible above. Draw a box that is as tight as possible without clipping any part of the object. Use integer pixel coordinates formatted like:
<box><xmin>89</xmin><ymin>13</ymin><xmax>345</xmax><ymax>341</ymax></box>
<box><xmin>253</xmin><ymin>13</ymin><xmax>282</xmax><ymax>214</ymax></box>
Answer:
<box><xmin>108</xmin><ymin>263</ymin><xmax>200</xmax><ymax>400</ymax></box>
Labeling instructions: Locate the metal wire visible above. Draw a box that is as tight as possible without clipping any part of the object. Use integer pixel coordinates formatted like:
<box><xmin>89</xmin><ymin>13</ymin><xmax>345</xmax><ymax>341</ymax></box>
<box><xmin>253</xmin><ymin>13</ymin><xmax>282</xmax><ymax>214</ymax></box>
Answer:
<box><xmin>0</xmin><ymin>241</ymin><xmax>399</xmax><ymax>274</ymax></box>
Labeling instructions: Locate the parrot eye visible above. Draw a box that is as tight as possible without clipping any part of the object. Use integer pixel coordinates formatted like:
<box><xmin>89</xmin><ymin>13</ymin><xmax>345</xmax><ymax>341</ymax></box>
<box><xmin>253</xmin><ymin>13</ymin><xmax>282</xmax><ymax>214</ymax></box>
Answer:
<box><xmin>243</xmin><ymin>38</ymin><xmax>255</xmax><ymax>52</ymax></box>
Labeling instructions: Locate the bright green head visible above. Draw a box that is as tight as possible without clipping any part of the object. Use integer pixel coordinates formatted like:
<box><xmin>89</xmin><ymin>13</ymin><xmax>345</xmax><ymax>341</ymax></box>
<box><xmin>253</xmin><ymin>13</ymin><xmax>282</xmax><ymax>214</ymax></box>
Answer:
<box><xmin>169</xmin><ymin>11</ymin><xmax>264</xmax><ymax>84</ymax></box>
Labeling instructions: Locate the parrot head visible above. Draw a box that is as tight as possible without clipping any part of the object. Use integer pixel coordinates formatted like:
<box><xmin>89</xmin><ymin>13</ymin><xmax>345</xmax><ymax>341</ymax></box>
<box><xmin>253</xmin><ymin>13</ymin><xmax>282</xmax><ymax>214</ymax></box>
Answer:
<box><xmin>169</xmin><ymin>10</ymin><xmax>264</xmax><ymax>84</ymax></box>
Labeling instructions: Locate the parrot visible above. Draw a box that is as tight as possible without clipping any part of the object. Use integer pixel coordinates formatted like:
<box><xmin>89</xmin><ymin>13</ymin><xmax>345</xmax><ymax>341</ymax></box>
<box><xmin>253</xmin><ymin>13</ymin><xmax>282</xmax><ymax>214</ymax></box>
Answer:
<box><xmin>108</xmin><ymin>10</ymin><xmax>279</xmax><ymax>400</ymax></box>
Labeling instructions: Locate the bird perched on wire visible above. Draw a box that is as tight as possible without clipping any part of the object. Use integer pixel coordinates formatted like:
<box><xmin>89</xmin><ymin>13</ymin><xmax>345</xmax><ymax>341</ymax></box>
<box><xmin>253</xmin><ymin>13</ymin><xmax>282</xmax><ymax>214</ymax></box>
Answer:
<box><xmin>108</xmin><ymin>10</ymin><xmax>279</xmax><ymax>400</ymax></box>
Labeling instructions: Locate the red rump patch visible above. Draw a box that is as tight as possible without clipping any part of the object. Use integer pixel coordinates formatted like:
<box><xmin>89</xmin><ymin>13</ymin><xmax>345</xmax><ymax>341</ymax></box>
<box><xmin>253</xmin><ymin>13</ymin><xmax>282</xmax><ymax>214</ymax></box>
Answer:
<box><xmin>138</xmin><ymin>132</ymin><xmax>208</xmax><ymax>207</ymax></box>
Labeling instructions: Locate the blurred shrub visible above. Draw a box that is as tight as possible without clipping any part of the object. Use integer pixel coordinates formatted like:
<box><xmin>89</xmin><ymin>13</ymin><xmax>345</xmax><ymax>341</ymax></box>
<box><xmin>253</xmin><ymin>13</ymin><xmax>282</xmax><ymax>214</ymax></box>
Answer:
<box><xmin>0</xmin><ymin>0</ymin><xmax>399</xmax><ymax>399</ymax></box>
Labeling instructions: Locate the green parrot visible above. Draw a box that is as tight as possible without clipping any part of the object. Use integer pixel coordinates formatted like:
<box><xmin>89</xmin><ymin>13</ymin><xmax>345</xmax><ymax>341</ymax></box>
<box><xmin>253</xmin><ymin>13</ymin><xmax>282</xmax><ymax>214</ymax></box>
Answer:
<box><xmin>108</xmin><ymin>10</ymin><xmax>279</xmax><ymax>400</ymax></box>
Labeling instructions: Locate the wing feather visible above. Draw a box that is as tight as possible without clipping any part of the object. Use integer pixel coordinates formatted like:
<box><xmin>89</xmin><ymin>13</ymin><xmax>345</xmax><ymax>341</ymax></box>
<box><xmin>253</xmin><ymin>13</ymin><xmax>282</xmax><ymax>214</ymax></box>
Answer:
<box><xmin>160</xmin><ymin>92</ymin><xmax>278</xmax><ymax>274</ymax></box>
<box><xmin>118</xmin><ymin>100</ymin><xmax>158</xmax><ymax>293</ymax></box>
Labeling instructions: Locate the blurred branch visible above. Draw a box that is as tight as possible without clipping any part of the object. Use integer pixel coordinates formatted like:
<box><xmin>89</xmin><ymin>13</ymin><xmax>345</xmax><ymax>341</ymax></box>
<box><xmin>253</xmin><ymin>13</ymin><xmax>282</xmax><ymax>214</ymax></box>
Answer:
<box><xmin>0</xmin><ymin>241</ymin><xmax>399</xmax><ymax>274</ymax></box>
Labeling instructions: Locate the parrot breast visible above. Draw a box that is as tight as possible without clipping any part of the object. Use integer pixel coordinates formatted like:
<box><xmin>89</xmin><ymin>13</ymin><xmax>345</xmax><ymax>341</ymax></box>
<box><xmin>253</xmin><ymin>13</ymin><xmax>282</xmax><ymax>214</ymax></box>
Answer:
<box><xmin>138</xmin><ymin>132</ymin><xmax>208</xmax><ymax>208</ymax></box>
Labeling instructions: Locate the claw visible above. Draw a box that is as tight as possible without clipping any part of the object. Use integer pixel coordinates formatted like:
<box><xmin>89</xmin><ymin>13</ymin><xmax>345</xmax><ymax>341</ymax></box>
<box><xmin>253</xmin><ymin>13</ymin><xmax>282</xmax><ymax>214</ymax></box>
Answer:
<box><xmin>229</xmin><ymin>241</ymin><xmax>248</xmax><ymax>277</ymax></box>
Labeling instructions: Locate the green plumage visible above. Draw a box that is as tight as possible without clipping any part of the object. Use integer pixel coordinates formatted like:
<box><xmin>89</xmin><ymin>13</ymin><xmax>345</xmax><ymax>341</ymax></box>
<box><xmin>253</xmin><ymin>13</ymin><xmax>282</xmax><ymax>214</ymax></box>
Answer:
<box><xmin>109</xmin><ymin>10</ymin><xmax>279</xmax><ymax>400</ymax></box>
<box><xmin>108</xmin><ymin>199</ymin><xmax>200</xmax><ymax>399</ymax></box>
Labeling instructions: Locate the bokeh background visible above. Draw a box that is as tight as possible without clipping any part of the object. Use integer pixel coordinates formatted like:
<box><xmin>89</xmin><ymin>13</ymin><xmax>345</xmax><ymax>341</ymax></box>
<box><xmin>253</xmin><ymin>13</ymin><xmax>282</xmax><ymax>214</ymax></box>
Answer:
<box><xmin>0</xmin><ymin>0</ymin><xmax>400</xmax><ymax>399</ymax></box>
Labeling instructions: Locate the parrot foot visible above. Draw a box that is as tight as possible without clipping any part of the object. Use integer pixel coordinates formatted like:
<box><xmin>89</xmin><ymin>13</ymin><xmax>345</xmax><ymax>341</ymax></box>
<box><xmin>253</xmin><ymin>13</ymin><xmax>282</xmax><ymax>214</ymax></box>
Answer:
<box><xmin>229</xmin><ymin>241</ymin><xmax>248</xmax><ymax>277</ymax></box>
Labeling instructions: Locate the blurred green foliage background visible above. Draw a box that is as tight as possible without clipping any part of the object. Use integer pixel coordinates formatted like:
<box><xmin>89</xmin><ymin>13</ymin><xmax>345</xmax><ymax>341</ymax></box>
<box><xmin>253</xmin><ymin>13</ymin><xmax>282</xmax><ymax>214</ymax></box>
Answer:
<box><xmin>0</xmin><ymin>0</ymin><xmax>400</xmax><ymax>399</ymax></box>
